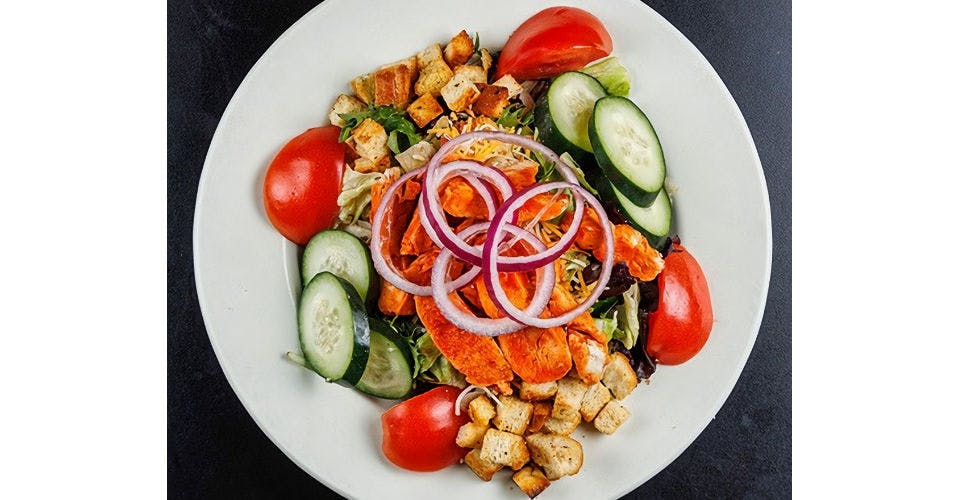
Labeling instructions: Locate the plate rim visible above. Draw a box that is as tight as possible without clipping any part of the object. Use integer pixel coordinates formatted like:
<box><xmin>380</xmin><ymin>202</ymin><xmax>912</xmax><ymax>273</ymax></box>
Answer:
<box><xmin>192</xmin><ymin>0</ymin><xmax>773</xmax><ymax>496</ymax></box>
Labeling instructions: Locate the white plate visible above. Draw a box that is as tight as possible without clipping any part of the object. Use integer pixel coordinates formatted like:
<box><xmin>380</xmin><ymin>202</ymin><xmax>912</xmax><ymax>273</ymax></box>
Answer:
<box><xmin>194</xmin><ymin>0</ymin><xmax>771</xmax><ymax>497</ymax></box>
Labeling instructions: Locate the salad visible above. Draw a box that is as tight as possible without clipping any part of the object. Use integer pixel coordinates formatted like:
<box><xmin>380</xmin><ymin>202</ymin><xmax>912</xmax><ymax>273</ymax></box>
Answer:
<box><xmin>262</xmin><ymin>6</ymin><xmax>714</xmax><ymax>498</ymax></box>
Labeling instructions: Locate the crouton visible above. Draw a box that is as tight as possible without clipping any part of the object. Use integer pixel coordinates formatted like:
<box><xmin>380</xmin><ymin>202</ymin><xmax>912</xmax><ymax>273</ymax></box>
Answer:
<box><xmin>464</xmin><ymin>448</ymin><xmax>502</xmax><ymax>481</ymax></box>
<box><xmin>455</xmin><ymin>64</ymin><xmax>487</xmax><ymax>85</ymax></box>
<box><xmin>480</xmin><ymin>48</ymin><xmax>493</xmax><ymax>73</ymax></box>
<box><xmin>351</xmin><ymin>118</ymin><xmax>389</xmax><ymax>161</ymax></box>
<box><xmin>480</xmin><ymin>429</ymin><xmax>530</xmax><ymax>471</ymax></box>
<box><xmin>415</xmin><ymin>62</ymin><xmax>454</xmax><ymax>97</ymax></box>
<box><xmin>492</xmin><ymin>396</ymin><xmax>533</xmax><ymax>434</ymax></box>
<box><xmin>579</xmin><ymin>383</ymin><xmax>613</xmax><ymax>422</ymax></box>
<box><xmin>394</xmin><ymin>140</ymin><xmax>436</xmax><ymax>172</ymax></box>
<box><xmin>518</xmin><ymin>381</ymin><xmax>557</xmax><ymax>401</ymax></box>
<box><xmin>552</xmin><ymin>375</ymin><xmax>589</xmax><ymax>422</ymax></box>
<box><xmin>328</xmin><ymin>94</ymin><xmax>366</xmax><ymax>127</ymax></box>
<box><xmin>444</xmin><ymin>30</ymin><xmax>474</xmax><ymax>67</ymax></box>
<box><xmin>350</xmin><ymin>73</ymin><xmax>375</xmax><ymax>105</ymax></box>
<box><xmin>373</xmin><ymin>57</ymin><xmax>418</xmax><ymax>108</ymax></box>
<box><xmin>417</xmin><ymin>43</ymin><xmax>446</xmax><ymax>69</ymax></box>
<box><xmin>525</xmin><ymin>433</ymin><xmax>583</xmax><ymax>480</ymax></box>
<box><xmin>473</xmin><ymin>84</ymin><xmax>510</xmax><ymax>118</ymax></box>
<box><xmin>528</xmin><ymin>401</ymin><xmax>552</xmax><ymax>434</ymax></box>
<box><xmin>406</xmin><ymin>93</ymin><xmax>444</xmax><ymax>128</ymax></box>
<box><xmin>594</xmin><ymin>400</ymin><xmax>631</xmax><ymax>434</ymax></box>
<box><xmin>353</xmin><ymin>154</ymin><xmax>390</xmax><ymax>174</ymax></box>
<box><xmin>512</xmin><ymin>466</ymin><xmax>551</xmax><ymax>499</ymax></box>
<box><xmin>492</xmin><ymin>74</ymin><xmax>523</xmax><ymax>99</ymax></box>
<box><xmin>456</xmin><ymin>422</ymin><xmax>489</xmax><ymax>449</ymax></box>
<box><xmin>542</xmin><ymin>412</ymin><xmax>580</xmax><ymax>436</ymax></box>
<box><xmin>414</xmin><ymin>44</ymin><xmax>453</xmax><ymax>97</ymax></box>
<box><xmin>440</xmin><ymin>71</ymin><xmax>480</xmax><ymax>112</ymax></box>
<box><xmin>601</xmin><ymin>352</ymin><xmax>639</xmax><ymax>400</ymax></box>
<box><xmin>468</xmin><ymin>395</ymin><xmax>496</xmax><ymax>426</ymax></box>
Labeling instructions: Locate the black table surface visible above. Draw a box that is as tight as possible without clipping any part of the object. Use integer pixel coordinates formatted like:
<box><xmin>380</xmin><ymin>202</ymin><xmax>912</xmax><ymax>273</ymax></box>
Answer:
<box><xmin>168</xmin><ymin>1</ymin><xmax>791</xmax><ymax>497</ymax></box>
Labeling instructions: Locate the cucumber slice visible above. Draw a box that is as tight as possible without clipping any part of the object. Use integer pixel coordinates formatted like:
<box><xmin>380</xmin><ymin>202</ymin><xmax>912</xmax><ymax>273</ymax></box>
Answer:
<box><xmin>604</xmin><ymin>178</ymin><xmax>673</xmax><ymax>249</ymax></box>
<box><xmin>354</xmin><ymin>319</ymin><xmax>415</xmax><ymax>399</ymax></box>
<box><xmin>589</xmin><ymin>96</ymin><xmax>666</xmax><ymax>207</ymax></box>
<box><xmin>534</xmin><ymin>72</ymin><xmax>607</xmax><ymax>158</ymax></box>
<box><xmin>301</xmin><ymin>230</ymin><xmax>377</xmax><ymax>304</ymax></box>
<box><xmin>298</xmin><ymin>272</ymin><xmax>370</xmax><ymax>383</ymax></box>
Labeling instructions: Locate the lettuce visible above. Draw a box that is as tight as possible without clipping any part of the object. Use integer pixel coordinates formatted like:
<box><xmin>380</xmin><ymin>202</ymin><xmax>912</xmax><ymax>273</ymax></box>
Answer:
<box><xmin>336</xmin><ymin>167</ymin><xmax>383</xmax><ymax>225</ymax></box>
<box><xmin>613</xmin><ymin>282</ymin><xmax>640</xmax><ymax>349</ymax></box>
<box><xmin>582</xmin><ymin>57</ymin><xmax>631</xmax><ymax>97</ymax></box>
<box><xmin>413</xmin><ymin>333</ymin><xmax>467</xmax><ymax>388</ymax></box>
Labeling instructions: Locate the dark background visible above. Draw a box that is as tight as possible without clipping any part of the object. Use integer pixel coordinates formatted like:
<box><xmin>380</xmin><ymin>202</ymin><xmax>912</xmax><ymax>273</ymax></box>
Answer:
<box><xmin>168</xmin><ymin>0</ymin><xmax>791</xmax><ymax>497</ymax></box>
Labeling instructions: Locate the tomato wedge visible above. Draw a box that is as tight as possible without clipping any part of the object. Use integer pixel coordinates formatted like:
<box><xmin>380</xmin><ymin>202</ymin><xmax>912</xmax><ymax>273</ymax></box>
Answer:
<box><xmin>494</xmin><ymin>6</ymin><xmax>613</xmax><ymax>81</ymax></box>
<box><xmin>646</xmin><ymin>245</ymin><xmax>714</xmax><ymax>365</ymax></box>
<box><xmin>380</xmin><ymin>385</ymin><xmax>470</xmax><ymax>472</ymax></box>
<box><xmin>262</xmin><ymin>125</ymin><xmax>345</xmax><ymax>245</ymax></box>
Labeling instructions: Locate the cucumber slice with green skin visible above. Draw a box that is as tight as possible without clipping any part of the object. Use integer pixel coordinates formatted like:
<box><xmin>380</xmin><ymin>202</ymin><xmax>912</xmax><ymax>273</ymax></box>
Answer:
<box><xmin>589</xmin><ymin>96</ymin><xmax>666</xmax><ymax>207</ymax></box>
<box><xmin>354</xmin><ymin>319</ymin><xmax>415</xmax><ymax>399</ymax></box>
<box><xmin>534</xmin><ymin>72</ymin><xmax>607</xmax><ymax>160</ymax></box>
<box><xmin>602</xmin><ymin>178</ymin><xmax>673</xmax><ymax>249</ymax></box>
<box><xmin>301</xmin><ymin>229</ymin><xmax>377</xmax><ymax>304</ymax></box>
<box><xmin>298</xmin><ymin>272</ymin><xmax>370</xmax><ymax>383</ymax></box>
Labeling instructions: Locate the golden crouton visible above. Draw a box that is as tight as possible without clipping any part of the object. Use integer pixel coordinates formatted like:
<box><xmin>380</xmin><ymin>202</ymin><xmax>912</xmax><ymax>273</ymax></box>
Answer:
<box><xmin>473</xmin><ymin>84</ymin><xmax>510</xmax><ymax>118</ymax></box>
<box><xmin>525</xmin><ymin>433</ymin><xmax>584</xmax><ymax>480</ymax></box>
<box><xmin>352</xmin><ymin>155</ymin><xmax>390</xmax><ymax>174</ymax></box>
<box><xmin>328</xmin><ymin>94</ymin><xmax>366</xmax><ymax>127</ymax></box>
<box><xmin>518</xmin><ymin>381</ymin><xmax>558</xmax><ymax>401</ymax></box>
<box><xmin>350</xmin><ymin>73</ymin><xmax>375</xmax><ymax>105</ymax></box>
<box><xmin>464</xmin><ymin>448</ymin><xmax>502</xmax><ymax>481</ymax></box>
<box><xmin>443</xmin><ymin>30</ymin><xmax>474</xmax><ymax>68</ymax></box>
<box><xmin>480</xmin><ymin>48</ymin><xmax>493</xmax><ymax>73</ymax></box>
<box><xmin>594</xmin><ymin>400</ymin><xmax>631</xmax><ymax>434</ymax></box>
<box><xmin>541</xmin><ymin>412</ymin><xmax>580</xmax><ymax>436</ymax></box>
<box><xmin>415</xmin><ymin>63</ymin><xmax>454</xmax><ymax>98</ymax></box>
<box><xmin>350</xmin><ymin>118</ymin><xmax>389</xmax><ymax>162</ymax></box>
<box><xmin>440</xmin><ymin>72</ymin><xmax>480</xmax><ymax>112</ymax></box>
<box><xmin>601</xmin><ymin>352</ymin><xmax>639</xmax><ymax>400</ymax></box>
<box><xmin>527</xmin><ymin>401</ymin><xmax>552</xmax><ymax>434</ymax></box>
<box><xmin>373</xmin><ymin>57</ymin><xmax>418</xmax><ymax>108</ymax></box>
<box><xmin>406</xmin><ymin>93</ymin><xmax>444</xmax><ymax>128</ymax></box>
<box><xmin>579</xmin><ymin>383</ymin><xmax>613</xmax><ymax>422</ymax></box>
<box><xmin>480</xmin><ymin>429</ymin><xmax>530</xmax><ymax>471</ymax></box>
<box><xmin>468</xmin><ymin>395</ymin><xmax>496</xmax><ymax>426</ymax></box>
<box><xmin>512</xmin><ymin>466</ymin><xmax>551</xmax><ymax>499</ymax></box>
<box><xmin>492</xmin><ymin>396</ymin><xmax>533</xmax><ymax>435</ymax></box>
<box><xmin>456</xmin><ymin>422</ymin><xmax>489</xmax><ymax>449</ymax></box>
<box><xmin>417</xmin><ymin>43</ymin><xmax>445</xmax><ymax>69</ymax></box>
<box><xmin>455</xmin><ymin>65</ymin><xmax>487</xmax><ymax>85</ymax></box>
<box><xmin>492</xmin><ymin>74</ymin><xmax>523</xmax><ymax>99</ymax></box>
<box><xmin>552</xmin><ymin>375</ymin><xmax>588</xmax><ymax>422</ymax></box>
<box><xmin>394</xmin><ymin>140</ymin><xmax>436</xmax><ymax>172</ymax></box>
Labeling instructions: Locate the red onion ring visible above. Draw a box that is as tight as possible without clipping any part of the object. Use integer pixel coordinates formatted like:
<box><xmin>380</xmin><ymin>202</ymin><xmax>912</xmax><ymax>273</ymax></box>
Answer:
<box><xmin>420</xmin><ymin>160</ymin><xmax>514</xmax><ymax>266</ymax></box>
<box><xmin>421</xmin><ymin>132</ymin><xmax>585</xmax><ymax>271</ymax></box>
<box><xmin>370</xmin><ymin>167</ymin><xmax>481</xmax><ymax>295</ymax></box>
<box><xmin>482</xmin><ymin>183</ymin><xmax>615</xmax><ymax>328</ymax></box>
<box><xmin>431</xmin><ymin>222</ymin><xmax>556</xmax><ymax>337</ymax></box>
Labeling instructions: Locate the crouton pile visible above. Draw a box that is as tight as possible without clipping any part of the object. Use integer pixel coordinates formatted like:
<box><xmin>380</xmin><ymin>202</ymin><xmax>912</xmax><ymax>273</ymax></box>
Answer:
<box><xmin>328</xmin><ymin>30</ymin><xmax>525</xmax><ymax>175</ymax></box>
<box><xmin>456</xmin><ymin>353</ymin><xmax>638</xmax><ymax>498</ymax></box>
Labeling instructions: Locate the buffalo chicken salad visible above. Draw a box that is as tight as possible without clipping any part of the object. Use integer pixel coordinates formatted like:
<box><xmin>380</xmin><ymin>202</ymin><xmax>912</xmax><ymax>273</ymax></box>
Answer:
<box><xmin>261</xmin><ymin>6</ymin><xmax>714</xmax><ymax>498</ymax></box>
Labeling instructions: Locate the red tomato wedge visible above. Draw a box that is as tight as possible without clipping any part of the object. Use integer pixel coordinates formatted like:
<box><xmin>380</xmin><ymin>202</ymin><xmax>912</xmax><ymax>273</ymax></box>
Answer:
<box><xmin>262</xmin><ymin>125</ymin><xmax>345</xmax><ymax>245</ymax></box>
<box><xmin>381</xmin><ymin>386</ymin><xmax>471</xmax><ymax>472</ymax></box>
<box><xmin>494</xmin><ymin>6</ymin><xmax>613</xmax><ymax>81</ymax></box>
<box><xmin>646</xmin><ymin>245</ymin><xmax>714</xmax><ymax>365</ymax></box>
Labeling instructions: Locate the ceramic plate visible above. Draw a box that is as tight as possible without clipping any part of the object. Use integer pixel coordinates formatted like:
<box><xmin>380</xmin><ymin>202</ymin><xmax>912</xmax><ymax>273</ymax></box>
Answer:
<box><xmin>194</xmin><ymin>0</ymin><xmax>771</xmax><ymax>497</ymax></box>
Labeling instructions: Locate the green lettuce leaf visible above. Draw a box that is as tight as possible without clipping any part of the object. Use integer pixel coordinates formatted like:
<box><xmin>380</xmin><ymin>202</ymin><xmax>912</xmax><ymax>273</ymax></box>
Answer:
<box><xmin>582</xmin><ymin>56</ymin><xmax>631</xmax><ymax>97</ymax></box>
<box><xmin>612</xmin><ymin>282</ymin><xmax>640</xmax><ymax>349</ymax></box>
